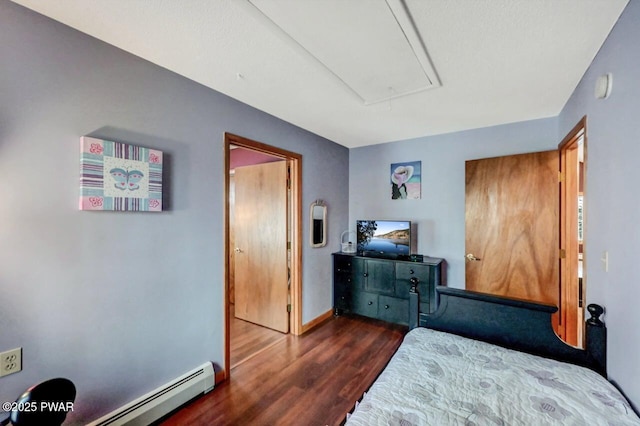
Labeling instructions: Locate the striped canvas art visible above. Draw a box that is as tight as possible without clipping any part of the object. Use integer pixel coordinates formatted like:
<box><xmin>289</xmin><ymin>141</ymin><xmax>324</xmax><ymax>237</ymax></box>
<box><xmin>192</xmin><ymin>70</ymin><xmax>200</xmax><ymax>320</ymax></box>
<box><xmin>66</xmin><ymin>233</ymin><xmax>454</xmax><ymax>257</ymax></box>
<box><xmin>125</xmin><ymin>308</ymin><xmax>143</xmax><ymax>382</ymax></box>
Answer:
<box><xmin>80</xmin><ymin>136</ymin><xmax>163</xmax><ymax>211</ymax></box>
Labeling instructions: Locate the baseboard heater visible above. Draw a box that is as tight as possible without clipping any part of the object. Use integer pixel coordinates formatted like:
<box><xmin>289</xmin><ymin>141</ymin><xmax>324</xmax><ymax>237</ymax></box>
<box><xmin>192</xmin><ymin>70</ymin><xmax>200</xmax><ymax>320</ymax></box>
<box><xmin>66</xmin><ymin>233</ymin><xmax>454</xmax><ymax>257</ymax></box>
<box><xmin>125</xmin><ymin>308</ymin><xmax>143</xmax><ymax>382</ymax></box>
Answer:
<box><xmin>88</xmin><ymin>362</ymin><xmax>215</xmax><ymax>426</ymax></box>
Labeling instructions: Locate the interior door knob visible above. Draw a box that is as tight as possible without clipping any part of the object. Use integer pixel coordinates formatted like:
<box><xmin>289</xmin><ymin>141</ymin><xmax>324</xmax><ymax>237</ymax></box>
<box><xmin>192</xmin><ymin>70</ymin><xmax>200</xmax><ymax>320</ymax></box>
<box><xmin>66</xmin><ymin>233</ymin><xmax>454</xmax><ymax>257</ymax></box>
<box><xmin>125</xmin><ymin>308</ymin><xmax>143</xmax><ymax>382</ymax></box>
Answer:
<box><xmin>465</xmin><ymin>253</ymin><xmax>481</xmax><ymax>262</ymax></box>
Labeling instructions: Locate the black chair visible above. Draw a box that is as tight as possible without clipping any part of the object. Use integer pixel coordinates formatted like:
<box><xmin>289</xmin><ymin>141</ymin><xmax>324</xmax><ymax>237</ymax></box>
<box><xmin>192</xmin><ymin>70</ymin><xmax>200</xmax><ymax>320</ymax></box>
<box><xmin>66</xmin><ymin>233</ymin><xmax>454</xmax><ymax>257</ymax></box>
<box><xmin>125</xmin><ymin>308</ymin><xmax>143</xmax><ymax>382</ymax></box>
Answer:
<box><xmin>8</xmin><ymin>378</ymin><xmax>76</xmax><ymax>426</ymax></box>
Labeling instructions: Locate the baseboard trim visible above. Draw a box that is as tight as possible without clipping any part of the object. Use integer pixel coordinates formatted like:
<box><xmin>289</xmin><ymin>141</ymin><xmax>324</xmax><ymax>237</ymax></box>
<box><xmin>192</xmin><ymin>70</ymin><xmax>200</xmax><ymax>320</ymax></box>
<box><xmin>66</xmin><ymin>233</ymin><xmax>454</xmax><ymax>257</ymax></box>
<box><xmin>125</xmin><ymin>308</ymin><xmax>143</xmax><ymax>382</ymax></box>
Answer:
<box><xmin>214</xmin><ymin>368</ymin><xmax>226</xmax><ymax>385</ymax></box>
<box><xmin>301</xmin><ymin>309</ymin><xmax>334</xmax><ymax>334</ymax></box>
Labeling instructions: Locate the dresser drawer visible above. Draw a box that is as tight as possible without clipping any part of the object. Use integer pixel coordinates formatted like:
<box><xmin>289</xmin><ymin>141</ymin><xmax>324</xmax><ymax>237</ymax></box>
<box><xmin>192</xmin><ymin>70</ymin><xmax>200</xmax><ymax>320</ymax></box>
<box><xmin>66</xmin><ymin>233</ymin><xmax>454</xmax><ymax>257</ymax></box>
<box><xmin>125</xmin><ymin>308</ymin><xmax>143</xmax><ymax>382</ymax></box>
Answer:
<box><xmin>334</xmin><ymin>255</ymin><xmax>354</xmax><ymax>274</ymax></box>
<box><xmin>334</xmin><ymin>274</ymin><xmax>354</xmax><ymax>288</ymax></box>
<box><xmin>395</xmin><ymin>262</ymin><xmax>438</xmax><ymax>313</ymax></box>
<box><xmin>396</xmin><ymin>262</ymin><xmax>430</xmax><ymax>281</ymax></box>
<box><xmin>378</xmin><ymin>295</ymin><xmax>409</xmax><ymax>325</ymax></box>
<box><xmin>352</xmin><ymin>291</ymin><xmax>378</xmax><ymax>318</ymax></box>
<box><xmin>395</xmin><ymin>263</ymin><xmax>432</xmax><ymax>297</ymax></box>
<box><xmin>334</xmin><ymin>287</ymin><xmax>351</xmax><ymax>312</ymax></box>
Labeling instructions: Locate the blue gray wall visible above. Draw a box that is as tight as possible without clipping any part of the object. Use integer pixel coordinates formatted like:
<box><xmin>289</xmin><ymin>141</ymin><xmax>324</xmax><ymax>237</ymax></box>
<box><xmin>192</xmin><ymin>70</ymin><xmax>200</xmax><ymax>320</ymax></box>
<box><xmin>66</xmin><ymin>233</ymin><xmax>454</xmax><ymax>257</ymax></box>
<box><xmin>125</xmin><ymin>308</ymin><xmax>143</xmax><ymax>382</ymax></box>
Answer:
<box><xmin>0</xmin><ymin>1</ymin><xmax>348</xmax><ymax>424</ymax></box>
<box><xmin>559</xmin><ymin>0</ymin><xmax>640</xmax><ymax>408</ymax></box>
<box><xmin>349</xmin><ymin>118</ymin><xmax>559</xmax><ymax>287</ymax></box>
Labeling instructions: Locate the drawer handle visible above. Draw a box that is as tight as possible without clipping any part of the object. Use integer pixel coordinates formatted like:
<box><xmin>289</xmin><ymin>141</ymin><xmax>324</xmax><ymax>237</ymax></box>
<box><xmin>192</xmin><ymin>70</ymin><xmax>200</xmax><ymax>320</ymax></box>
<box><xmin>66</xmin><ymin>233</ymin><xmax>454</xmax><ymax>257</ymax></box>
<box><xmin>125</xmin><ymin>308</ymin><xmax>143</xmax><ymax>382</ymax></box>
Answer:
<box><xmin>368</xmin><ymin>301</ymin><xmax>373</xmax><ymax>305</ymax></box>
<box><xmin>409</xmin><ymin>269</ymin><xmax>415</xmax><ymax>274</ymax></box>
<box><xmin>363</xmin><ymin>273</ymin><xmax>368</xmax><ymax>277</ymax></box>
<box><xmin>410</xmin><ymin>277</ymin><xmax>419</xmax><ymax>292</ymax></box>
<box><xmin>384</xmin><ymin>305</ymin><xmax>390</xmax><ymax>309</ymax></box>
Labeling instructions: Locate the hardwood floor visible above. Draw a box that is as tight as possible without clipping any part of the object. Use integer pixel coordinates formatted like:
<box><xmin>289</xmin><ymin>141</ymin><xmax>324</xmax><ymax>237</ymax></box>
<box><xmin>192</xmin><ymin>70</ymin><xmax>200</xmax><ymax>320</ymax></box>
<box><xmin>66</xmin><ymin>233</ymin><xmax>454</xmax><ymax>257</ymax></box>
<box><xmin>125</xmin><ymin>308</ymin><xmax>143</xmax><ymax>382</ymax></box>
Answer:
<box><xmin>160</xmin><ymin>315</ymin><xmax>407</xmax><ymax>426</ymax></box>
<box><xmin>230</xmin><ymin>304</ymin><xmax>287</xmax><ymax>368</ymax></box>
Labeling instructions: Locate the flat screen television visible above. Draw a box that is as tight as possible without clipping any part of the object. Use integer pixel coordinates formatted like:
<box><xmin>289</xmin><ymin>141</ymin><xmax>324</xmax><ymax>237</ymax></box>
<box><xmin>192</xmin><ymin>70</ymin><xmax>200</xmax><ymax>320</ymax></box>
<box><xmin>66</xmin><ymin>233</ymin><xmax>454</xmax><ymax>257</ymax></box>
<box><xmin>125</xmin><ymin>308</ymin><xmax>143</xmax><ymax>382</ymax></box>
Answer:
<box><xmin>356</xmin><ymin>220</ymin><xmax>412</xmax><ymax>258</ymax></box>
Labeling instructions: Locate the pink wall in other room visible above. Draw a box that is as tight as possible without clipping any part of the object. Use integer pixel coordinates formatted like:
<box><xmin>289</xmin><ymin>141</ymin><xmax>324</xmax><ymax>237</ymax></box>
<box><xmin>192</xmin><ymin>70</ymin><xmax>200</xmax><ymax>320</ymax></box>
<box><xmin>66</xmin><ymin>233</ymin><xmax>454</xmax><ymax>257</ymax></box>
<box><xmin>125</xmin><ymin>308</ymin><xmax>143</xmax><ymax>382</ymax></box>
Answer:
<box><xmin>230</xmin><ymin>147</ymin><xmax>282</xmax><ymax>169</ymax></box>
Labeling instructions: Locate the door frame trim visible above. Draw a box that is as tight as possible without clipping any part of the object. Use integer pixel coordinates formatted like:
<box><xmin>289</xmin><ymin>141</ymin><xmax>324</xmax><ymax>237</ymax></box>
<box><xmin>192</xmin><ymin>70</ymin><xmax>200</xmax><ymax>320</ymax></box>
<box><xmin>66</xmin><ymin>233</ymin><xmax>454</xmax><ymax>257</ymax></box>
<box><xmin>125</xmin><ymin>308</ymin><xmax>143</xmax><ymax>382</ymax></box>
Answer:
<box><xmin>558</xmin><ymin>116</ymin><xmax>587</xmax><ymax>347</ymax></box>
<box><xmin>223</xmin><ymin>132</ymin><xmax>303</xmax><ymax>381</ymax></box>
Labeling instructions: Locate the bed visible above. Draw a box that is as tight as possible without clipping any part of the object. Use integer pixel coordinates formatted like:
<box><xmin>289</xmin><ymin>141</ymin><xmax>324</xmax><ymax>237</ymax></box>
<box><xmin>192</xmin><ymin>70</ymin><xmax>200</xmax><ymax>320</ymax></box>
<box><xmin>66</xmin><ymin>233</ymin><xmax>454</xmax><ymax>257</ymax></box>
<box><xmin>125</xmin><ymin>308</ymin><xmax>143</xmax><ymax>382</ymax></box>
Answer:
<box><xmin>345</xmin><ymin>287</ymin><xmax>640</xmax><ymax>425</ymax></box>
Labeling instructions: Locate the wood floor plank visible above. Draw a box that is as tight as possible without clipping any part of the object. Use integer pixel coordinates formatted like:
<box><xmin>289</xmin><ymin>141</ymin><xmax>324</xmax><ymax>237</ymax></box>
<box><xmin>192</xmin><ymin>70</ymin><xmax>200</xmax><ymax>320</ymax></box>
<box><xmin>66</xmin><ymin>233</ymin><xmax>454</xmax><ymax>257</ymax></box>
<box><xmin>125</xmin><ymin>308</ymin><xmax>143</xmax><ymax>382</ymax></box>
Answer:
<box><xmin>159</xmin><ymin>315</ymin><xmax>406</xmax><ymax>426</ymax></box>
<box><xmin>230</xmin><ymin>304</ymin><xmax>287</xmax><ymax>368</ymax></box>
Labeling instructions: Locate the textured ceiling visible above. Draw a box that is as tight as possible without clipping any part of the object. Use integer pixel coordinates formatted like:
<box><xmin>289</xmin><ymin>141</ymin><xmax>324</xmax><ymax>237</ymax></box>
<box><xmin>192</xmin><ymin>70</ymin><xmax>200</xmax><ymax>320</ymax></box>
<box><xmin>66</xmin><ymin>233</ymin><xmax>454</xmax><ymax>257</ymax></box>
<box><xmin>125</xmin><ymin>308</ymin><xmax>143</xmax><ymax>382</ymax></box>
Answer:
<box><xmin>11</xmin><ymin>0</ymin><xmax>629</xmax><ymax>148</ymax></box>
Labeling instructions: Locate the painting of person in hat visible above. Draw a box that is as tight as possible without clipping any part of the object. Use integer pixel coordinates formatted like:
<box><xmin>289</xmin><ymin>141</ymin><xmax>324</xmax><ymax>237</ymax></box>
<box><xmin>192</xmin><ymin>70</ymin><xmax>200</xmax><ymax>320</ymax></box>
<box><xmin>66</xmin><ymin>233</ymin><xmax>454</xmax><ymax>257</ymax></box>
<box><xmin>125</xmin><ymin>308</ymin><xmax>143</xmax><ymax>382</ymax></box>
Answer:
<box><xmin>391</xmin><ymin>161</ymin><xmax>421</xmax><ymax>199</ymax></box>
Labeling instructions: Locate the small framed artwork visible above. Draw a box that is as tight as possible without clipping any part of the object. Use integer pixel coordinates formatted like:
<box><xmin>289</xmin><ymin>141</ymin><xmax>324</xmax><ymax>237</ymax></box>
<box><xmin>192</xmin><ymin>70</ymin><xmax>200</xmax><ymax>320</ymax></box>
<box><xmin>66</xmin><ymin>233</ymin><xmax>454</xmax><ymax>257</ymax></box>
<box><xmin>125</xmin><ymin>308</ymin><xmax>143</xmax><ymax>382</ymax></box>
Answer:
<box><xmin>79</xmin><ymin>136</ymin><xmax>163</xmax><ymax>211</ymax></box>
<box><xmin>391</xmin><ymin>161</ymin><xmax>421</xmax><ymax>200</ymax></box>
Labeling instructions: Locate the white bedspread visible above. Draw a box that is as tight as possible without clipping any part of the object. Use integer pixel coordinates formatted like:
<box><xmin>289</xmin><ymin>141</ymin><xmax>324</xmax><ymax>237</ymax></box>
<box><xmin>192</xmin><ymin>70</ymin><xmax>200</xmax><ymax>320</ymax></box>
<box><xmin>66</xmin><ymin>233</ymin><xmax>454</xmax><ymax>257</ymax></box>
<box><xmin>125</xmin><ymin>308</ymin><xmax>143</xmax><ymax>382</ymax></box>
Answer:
<box><xmin>346</xmin><ymin>327</ymin><xmax>640</xmax><ymax>425</ymax></box>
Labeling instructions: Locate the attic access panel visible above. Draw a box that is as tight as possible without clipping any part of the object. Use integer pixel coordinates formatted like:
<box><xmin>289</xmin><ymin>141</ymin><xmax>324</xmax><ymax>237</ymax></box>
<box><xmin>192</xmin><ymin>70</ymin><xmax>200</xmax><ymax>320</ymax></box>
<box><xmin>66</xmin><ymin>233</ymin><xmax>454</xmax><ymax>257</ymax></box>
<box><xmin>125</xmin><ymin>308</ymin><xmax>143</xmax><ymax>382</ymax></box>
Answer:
<box><xmin>247</xmin><ymin>0</ymin><xmax>441</xmax><ymax>104</ymax></box>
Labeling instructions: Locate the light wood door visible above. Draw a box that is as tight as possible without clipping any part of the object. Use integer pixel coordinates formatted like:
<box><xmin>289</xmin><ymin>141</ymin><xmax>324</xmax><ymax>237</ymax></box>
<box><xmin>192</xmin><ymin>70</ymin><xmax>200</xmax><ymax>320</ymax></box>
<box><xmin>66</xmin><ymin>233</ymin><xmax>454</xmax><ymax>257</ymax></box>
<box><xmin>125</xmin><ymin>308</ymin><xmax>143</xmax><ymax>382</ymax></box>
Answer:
<box><xmin>465</xmin><ymin>151</ymin><xmax>559</xmax><ymax>314</ymax></box>
<box><xmin>234</xmin><ymin>161</ymin><xmax>289</xmax><ymax>333</ymax></box>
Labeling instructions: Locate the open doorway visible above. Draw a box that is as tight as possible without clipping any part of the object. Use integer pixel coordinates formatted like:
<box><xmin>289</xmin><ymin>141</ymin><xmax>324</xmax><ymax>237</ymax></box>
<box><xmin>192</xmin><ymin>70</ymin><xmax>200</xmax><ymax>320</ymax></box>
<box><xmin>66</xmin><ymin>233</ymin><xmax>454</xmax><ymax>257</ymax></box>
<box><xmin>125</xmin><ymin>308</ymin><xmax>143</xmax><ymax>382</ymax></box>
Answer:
<box><xmin>229</xmin><ymin>150</ymin><xmax>287</xmax><ymax>368</ymax></box>
<box><xmin>558</xmin><ymin>117</ymin><xmax>587</xmax><ymax>347</ymax></box>
<box><xmin>223</xmin><ymin>133</ymin><xmax>302</xmax><ymax>380</ymax></box>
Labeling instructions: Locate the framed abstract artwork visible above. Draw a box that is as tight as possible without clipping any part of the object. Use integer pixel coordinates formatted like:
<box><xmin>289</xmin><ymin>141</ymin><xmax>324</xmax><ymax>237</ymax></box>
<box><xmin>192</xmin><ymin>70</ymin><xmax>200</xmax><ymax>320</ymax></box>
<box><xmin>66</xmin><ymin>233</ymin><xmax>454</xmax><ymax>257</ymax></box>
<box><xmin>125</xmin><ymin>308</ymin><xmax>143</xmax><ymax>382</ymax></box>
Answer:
<box><xmin>79</xmin><ymin>136</ymin><xmax>163</xmax><ymax>211</ymax></box>
<box><xmin>391</xmin><ymin>160</ymin><xmax>421</xmax><ymax>200</ymax></box>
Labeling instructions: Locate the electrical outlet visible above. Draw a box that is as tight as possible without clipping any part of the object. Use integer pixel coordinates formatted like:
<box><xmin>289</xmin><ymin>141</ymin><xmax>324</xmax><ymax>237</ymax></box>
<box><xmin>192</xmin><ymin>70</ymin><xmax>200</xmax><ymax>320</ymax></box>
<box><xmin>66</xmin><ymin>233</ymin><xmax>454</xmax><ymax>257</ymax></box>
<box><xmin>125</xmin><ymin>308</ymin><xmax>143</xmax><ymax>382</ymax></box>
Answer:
<box><xmin>0</xmin><ymin>347</ymin><xmax>22</xmax><ymax>377</ymax></box>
